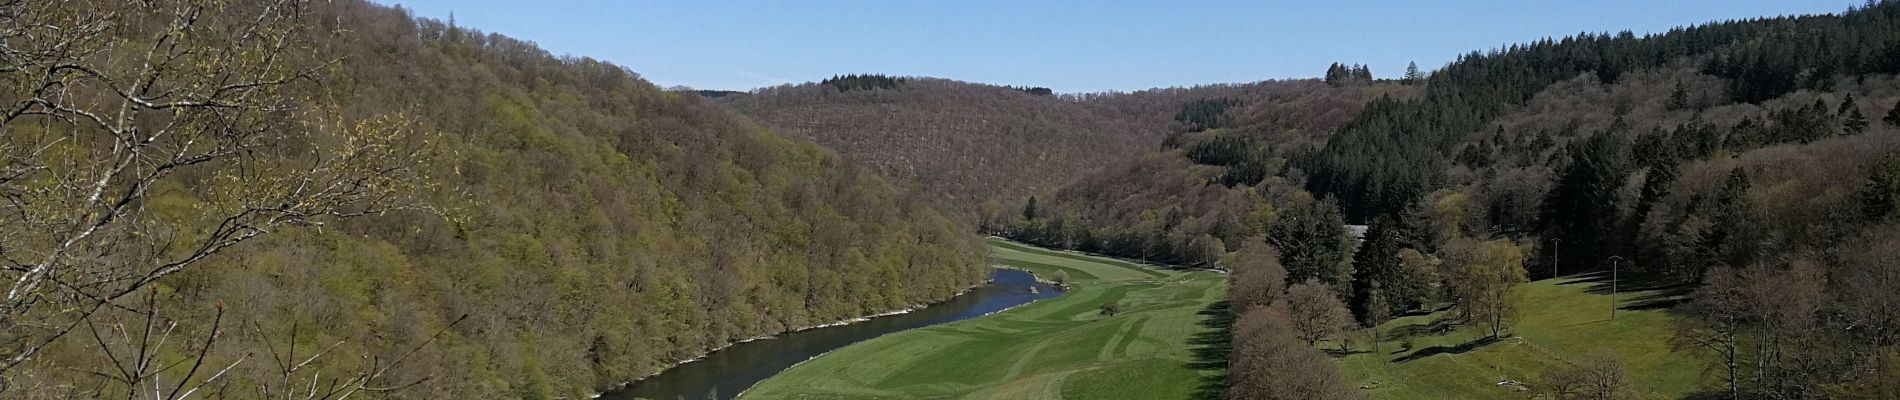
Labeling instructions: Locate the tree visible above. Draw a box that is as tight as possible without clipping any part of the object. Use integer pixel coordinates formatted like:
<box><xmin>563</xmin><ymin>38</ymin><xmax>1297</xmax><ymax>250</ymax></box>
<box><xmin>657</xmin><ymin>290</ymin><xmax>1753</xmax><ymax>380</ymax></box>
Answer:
<box><xmin>978</xmin><ymin>198</ymin><xmax>1011</xmax><ymax>233</ymax></box>
<box><xmin>1666</xmin><ymin>80</ymin><xmax>1691</xmax><ymax>111</ymax></box>
<box><xmin>1865</xmin><ymin>152</ymin><xmax>1900</xmax><ymax>221</ymax></box>
<box><xmin>1396</xmin><ymin>248</ymin><xmax>1442</xmax><ymax>305</ymax></box>
<box><xmin>1187</xmin><ymin>234</ymin><xmax>1226</xmax><ymax>268</ymax></box>
<box><xmin>1052</xmin><ymin>270</ymin><xmax>1070</xmax><ymax>287</ymax></box>
<box><xmin>1886</xmin><ymin>101</ymin><xmax>1900</xmax><ymax>127</ymax></box>
<box><xmin>1672</xmin><ymin>264</ymin><xmax>1749</xmax><ymax>399</ymax></box>
<box><xmin>1633</xmin><ymin>159</ymin><xmax>1680</xmax><ymax>275</ymax></box>
<box><xmin>1537</xmin><ymin>350</ymin><xmax>1638</xmax><ymax>400</ymax></box>
<box><xmin>1673</xmin><ymin>261</ymin><xmax>1829</xmax><ymax>399</ymax></box>
<box><xmin>1448</xmin><ymin>240</ymin><xmax>1528</xmax><ymax>339</ymax></box>
<box><xmin>1099</xmin><ymin>301</ymin><xmax>1123</xmax><ymax>317</ymax></box>
<box><xmin>1271</xmin><ymin>198</ymin><xmax>1351</xmax><ymax>286</ymax></box>
<box><xmin>1350</xmin><ymin>216</ymin><xmax>1421</xmax><ymax>322</ymax></box>
<box><xmin>1700</xmin><ymin>169</ymin><xmax>1754</xmax><ymax>270</ymax></box>
<box><xmin>1542</xmin><ymin>131</ymin><xmax>1631</xmax><ymax>273</ymax></box>
<box><xmin>1285</xmin><ymin>280</ymin><xmax>1355</xmax><ymax>347</ymax></box>
<box><xmin>0</xmin><ymin>0</ymin><xmax>438</xmax><ymax>382</ymax></box>
<box><xmin>1847</xmin><ymin>106</ymin><xmax>1870</xmax><ymax>134</ymax></box>
<box><xmin>1023</xmin><ymin>196</ymin><xmax>1040</xmax><ymax>221</ymax></box>
<box><xmin>1226</xmin><ymin>237</ymin><xmax>1289</xmax><ymax>312</ymax></box>
<box><xmin>1403</xmin><ymin>61</ymin><xmax>1425</xmax><ymax>85</ymax></box>
<box><xmin>1227</xmin><ymin>306</ymin><xmax>1367</xmax><ymax>400</ymax></box>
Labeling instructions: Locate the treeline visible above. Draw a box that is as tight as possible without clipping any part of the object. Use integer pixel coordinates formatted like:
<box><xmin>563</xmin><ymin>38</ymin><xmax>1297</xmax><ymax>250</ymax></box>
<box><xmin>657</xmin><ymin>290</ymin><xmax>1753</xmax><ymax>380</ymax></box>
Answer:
<box><xmin>1324</xmin><ymin>62</ymin><xmax>1375</xmax><ymax>86</ymax></box>
<box><xmin>822</xmin><ymin>73</ymin><xmax>906</xmax><ymax>92</ymax></box>
<box><xmin>9</xmin><ymin>1</ymin><xmax>987</xmax><ymax>398</ymax></box>
<box><xmin>1006</xmin><ymin>85</ymin><xmax>1055</xmax><ymax>96</ymax></box>
<box><xmin>1223</xmin><ymin>238</ymin><xmax>1364</xmax><ymax>400</ymax></box>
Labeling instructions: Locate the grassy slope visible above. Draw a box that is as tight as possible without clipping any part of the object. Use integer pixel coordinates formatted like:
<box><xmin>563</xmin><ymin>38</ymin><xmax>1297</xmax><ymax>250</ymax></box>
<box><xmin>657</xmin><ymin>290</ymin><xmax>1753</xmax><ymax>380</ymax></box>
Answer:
<box><xmin>1339</xmin><ymin>275</ymin><xmax>1710</xmax><ymax>399</ymax></box>
<box><xmin>739</xmin><ymin>238</ymin><xmax>1224</xmax><ymax>400</ymax></box>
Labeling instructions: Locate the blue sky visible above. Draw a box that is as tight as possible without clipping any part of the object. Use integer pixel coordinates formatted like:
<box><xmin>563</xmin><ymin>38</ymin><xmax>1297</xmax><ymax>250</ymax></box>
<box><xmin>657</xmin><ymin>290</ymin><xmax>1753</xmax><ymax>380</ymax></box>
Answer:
<box><xmin>385</xmin><ymin>1</ymin><xmax>1861</xmax><ymax>93</ymax></box>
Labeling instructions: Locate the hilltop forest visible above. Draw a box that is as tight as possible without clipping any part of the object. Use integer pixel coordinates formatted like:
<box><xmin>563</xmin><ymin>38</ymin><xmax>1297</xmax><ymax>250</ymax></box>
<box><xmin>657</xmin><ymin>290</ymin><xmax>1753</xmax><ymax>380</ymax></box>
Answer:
<box><xmin>722</xmin><ymin>77</ymin><xmax>1299</xmax><ymax>220</ymax></box>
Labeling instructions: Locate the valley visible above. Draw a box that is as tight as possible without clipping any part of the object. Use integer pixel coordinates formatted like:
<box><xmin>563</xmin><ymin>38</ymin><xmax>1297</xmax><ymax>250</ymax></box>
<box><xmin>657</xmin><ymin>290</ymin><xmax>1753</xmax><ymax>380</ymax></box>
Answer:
<box><xmin>3</xmin><ymin>1</ymin><xmax>1897</xmax><ymax>399</ymax></box>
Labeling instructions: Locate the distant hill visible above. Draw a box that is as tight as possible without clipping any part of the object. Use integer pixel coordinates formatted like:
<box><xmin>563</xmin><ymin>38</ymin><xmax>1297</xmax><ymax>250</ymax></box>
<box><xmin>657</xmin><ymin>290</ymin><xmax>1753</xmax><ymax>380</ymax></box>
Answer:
<box><xmin>721</xmin><ymin>77</ymin><xmax>1304</xmax><ymax>220</ymax></box>
<box><xmin>721</xmin><ymin>78</ymin><xmax>1158</xmax><ymax>219</ymax></box>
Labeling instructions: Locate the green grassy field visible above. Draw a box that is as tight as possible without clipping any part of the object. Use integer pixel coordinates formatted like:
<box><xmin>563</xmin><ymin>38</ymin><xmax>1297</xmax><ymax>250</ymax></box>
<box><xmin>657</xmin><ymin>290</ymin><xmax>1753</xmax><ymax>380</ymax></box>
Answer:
<box><xmin>739</xmin><ymin>238</ymin><xmax>1227</xmax><ymax>400</ymax></box>
<box><xmin>1338</xmin><ymin>275</ymin><xmax>1711</xmax><ymax>399</ymax></box>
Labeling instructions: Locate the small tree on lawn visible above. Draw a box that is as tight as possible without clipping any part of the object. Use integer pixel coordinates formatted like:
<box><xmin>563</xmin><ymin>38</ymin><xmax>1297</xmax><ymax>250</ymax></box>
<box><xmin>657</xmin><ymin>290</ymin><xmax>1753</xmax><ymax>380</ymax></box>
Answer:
<box><xmin>1450</xmin><ymin>240</ymin><xmax>1528</xmax><ymax>339</ymax></box>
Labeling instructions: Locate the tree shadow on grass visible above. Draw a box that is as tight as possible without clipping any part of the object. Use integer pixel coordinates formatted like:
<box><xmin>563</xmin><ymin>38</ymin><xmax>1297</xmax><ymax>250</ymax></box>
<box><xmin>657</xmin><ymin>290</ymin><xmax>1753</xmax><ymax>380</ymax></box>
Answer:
<box><xmin>1382</xmin><ymin>317</ymin><xmax>1459</xmax><ymax>340</ymax></box>
<box><xmin>1185</xmin><ymin>300</ymin><xmax>1231</xmax><ymax>400</ymax></box>
<box><xmin>1561</xmin><ymin>270</ymin><xmax>1687</xmax><ymax>293</ymax></box>
<box><xmin>1559</xmin><ymin>270</ymin><xmax>1696</xmax><ymax>311</ymax></box>
<box><xmin>1392</xmin><ymin>335</ymin><xmax>1501</xmax><ymax>363</ymax></box>
<box><xmin>1680</xmin><ymin>390</ymin><xmax>1732</xmax><ymax>400</ymax></box>
<box><xmin>1323</xmin><ymin>347</ymin><xmax>1373</xmax><ymax>357</ymax></box>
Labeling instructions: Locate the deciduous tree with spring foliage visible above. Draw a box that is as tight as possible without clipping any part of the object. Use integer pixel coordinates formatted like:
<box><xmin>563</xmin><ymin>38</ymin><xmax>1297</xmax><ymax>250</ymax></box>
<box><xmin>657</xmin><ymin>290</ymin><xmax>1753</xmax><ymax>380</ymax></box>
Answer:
<box><xmin>0</xmin><ymin>0</ymin><xmax>441</xmax><ymax>395</ymax></box>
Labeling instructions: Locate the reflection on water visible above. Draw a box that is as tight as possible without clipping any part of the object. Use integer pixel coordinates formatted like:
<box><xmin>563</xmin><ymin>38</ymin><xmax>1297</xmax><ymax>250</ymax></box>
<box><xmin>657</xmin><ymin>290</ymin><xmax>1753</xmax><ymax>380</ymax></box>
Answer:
<box><xmin>602</xmin><ymin>268</ymin><xmax>1060</xmax><ymax>400</ymax></box>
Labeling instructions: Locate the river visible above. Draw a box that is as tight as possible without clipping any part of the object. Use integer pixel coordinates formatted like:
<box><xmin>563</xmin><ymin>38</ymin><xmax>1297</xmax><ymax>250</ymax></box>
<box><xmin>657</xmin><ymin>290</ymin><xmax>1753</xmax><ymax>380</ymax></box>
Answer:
<box><xmin>601</xmin><ymin>267</ymin><xmax>1062</xmax><ymax>400</ymax></box>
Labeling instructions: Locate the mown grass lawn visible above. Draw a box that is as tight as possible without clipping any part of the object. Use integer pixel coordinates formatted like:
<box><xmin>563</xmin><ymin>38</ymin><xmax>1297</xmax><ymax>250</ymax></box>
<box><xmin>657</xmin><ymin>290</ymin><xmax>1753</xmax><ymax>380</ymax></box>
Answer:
<box><xmin>1339</xmin><ymin>274</ymin><xmax>1712</xmax><ymax>399</ymax></box>
<box><xmin>739</xmin><ymin>238</ymin><xmax>1226</xmax><ymax>400</ymax></box>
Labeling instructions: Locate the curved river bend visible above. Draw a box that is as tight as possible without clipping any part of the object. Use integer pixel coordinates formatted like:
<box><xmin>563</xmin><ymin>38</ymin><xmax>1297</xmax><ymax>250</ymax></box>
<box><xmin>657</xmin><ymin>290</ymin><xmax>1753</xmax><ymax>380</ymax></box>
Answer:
<box><xmin>602</xmin><ymin>268</ymin><xmax>1061</xmax><ymax>400</ymax></box>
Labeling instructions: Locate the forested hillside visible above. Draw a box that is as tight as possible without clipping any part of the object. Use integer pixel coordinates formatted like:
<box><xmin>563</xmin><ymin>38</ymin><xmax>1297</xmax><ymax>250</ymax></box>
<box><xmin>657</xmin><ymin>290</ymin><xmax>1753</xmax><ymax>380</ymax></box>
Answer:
<box><xmin>721</xmin><ymin>79</ymin><xmax>1149</xmax><ymax>218</ymax></box>
<box><xmin>0</xmin><ymin>1</ymin><xmax>986</xmax><ymax>398</ymax></box>
<box><xmin>1007</xmin><ymin>2</ymin><xmax>1900</xmax><ymax>399</ymax></box>
<box><xmin>1005</xmin><ymin>82</ymin><xmax>1416</xmax><ymax>268</ymax></box>
<box><xmin>722</xmin><ymin>78</ymin><xmax>1299</xmax><ymax>219</ymax></box>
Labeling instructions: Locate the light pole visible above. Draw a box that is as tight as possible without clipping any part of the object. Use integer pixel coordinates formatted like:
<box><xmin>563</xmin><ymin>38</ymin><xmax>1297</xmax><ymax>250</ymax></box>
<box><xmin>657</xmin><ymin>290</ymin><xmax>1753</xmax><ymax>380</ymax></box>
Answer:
<box><xmin>1551</xmin><ymin>238</ymin><xmax>1562</xmax><ymax>279</ymax></box>
<box><xmin>1608</xmin><ymin>255</ymin><xmax>1624</xmax><ymax>320</ymax></box>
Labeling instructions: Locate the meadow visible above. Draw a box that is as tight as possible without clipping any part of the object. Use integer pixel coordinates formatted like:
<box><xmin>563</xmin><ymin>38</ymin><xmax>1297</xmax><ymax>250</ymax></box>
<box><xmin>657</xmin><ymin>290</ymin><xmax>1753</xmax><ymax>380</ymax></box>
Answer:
<box><xmin>1339</xmin><ymin>274</ymin><xmax>1709</xmax><ymax>399</ymax></box>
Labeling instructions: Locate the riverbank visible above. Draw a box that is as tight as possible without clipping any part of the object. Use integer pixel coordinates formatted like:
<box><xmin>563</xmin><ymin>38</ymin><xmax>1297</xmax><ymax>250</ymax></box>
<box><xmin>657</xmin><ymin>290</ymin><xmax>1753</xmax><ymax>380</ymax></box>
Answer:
<box><xmin>732</xmin><ymin>276</ymin><xmax>1071</xmax><ymax>399</ymax></box>
<box><xmin>597</xmin><ymin>269</ymin><xmax>997</xmax><ymax>397</ymax></box>
<box><xmin>600</xmin><ymin>266</ymin><xmax>1061</xmax><ymax>400</ymax></box>
<box><xmin>740</xmin><ymin>238</ymin><xmax>1227</xmax><ymax>399</ymax></box>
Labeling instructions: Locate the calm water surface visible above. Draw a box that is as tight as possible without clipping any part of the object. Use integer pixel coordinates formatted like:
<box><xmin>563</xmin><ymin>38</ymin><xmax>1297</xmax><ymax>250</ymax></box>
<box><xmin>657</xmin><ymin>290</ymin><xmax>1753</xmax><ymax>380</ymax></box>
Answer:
<box><xmin>602</xmin><ymin>268</ymin><xmax>1060</xmax><ymax>400</ymax></box>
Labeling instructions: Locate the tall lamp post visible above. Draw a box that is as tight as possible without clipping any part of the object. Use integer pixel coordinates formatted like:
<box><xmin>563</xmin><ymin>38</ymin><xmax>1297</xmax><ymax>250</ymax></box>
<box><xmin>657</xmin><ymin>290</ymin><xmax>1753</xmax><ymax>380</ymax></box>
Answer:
<box><xmin>1551</xmin><ymin>238</ymin><xmax>1562</xmax><ymax>279</ymax></box>
<box><xmin>1608</xmin><ymin>255</ymin><xmax>1624</xmax><ymax>320</ymax></box>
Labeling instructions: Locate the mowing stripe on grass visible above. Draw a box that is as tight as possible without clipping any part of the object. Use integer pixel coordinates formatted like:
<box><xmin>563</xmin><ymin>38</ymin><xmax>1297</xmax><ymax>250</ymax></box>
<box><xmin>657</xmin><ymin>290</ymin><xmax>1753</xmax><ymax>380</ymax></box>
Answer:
<box><xmin>987</xmin><ymin>238</ymin><xmax>1168</xmax><ymax>279</ymax></box>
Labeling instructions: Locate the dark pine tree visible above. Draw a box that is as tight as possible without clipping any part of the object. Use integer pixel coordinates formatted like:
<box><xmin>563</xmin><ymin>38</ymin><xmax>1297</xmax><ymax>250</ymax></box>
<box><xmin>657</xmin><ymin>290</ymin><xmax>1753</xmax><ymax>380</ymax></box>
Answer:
<box><xmin>1666</xmin><ymin>80</ymin><xmax>1691</xmax><ymax>111</ymax></box>
<box><xmin>1699</xmin><ymin>169</ymin><xmax>1754</xmax><ymax>271</ymax></box>
<box><xmin>1272</xmin><ymin>198</ymin><xmax>1350</xmax><ymax>287</ymax></box>
<box><xmin>1541</xmin><ymin>131</ymin><xmax>1631</xmax><ymax>273</ymax></box>
<box><xmin>1886</xmin><ymin>101</ymin><xmax>1900</xmax><ymax>127</ymax></box>
<box><xmin>1864</xmin><ymin>152</ymin><xmax>1900</xmax><ymax>221</ymax></box>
